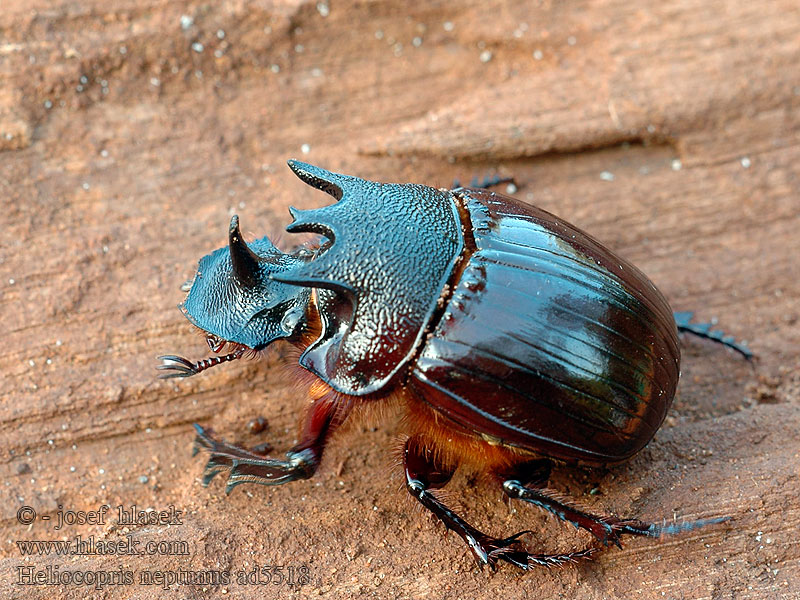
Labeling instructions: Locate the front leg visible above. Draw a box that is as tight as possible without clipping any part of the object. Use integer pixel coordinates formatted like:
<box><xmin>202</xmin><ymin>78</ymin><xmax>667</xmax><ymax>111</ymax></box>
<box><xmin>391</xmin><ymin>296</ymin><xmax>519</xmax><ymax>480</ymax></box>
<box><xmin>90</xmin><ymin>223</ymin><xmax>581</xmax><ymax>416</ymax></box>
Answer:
<box><xmin>194</xmin><ymin>389</ymin><xmax>352</xmax><ymax>493</ymax></box>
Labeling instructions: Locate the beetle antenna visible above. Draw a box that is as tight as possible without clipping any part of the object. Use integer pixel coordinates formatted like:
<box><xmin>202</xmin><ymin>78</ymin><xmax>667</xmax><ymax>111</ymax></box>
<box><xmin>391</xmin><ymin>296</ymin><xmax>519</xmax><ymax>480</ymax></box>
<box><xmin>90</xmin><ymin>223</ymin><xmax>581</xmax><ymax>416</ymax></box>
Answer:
<box><xmin>157</xmin><ymin>347</ymin><xmax>246</xmax><ymax>378</ymax></box>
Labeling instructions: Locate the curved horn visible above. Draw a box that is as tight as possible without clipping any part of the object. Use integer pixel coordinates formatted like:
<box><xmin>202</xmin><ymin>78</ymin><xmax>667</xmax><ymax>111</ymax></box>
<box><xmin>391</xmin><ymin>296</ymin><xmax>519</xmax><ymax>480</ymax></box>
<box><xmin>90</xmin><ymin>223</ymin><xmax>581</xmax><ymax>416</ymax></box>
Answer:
<box><xmin>287</xmin><ymin>160</ymin><xmax>349</xmax><ymax>200</ymax></box>
<box><xmin>228</xmin><ymin>215</ymin><xmax>261</xmax><ymax>287</ymax></box>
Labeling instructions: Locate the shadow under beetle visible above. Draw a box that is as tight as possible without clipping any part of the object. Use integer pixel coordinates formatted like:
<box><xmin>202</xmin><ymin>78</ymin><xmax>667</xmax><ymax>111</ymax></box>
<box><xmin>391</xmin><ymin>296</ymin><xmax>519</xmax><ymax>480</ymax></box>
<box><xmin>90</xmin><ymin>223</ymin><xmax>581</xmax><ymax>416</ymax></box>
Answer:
<box><xmin>159</xmin><ymin>161</ymin><xmax>750</xmax><ymax>570</ymax></box>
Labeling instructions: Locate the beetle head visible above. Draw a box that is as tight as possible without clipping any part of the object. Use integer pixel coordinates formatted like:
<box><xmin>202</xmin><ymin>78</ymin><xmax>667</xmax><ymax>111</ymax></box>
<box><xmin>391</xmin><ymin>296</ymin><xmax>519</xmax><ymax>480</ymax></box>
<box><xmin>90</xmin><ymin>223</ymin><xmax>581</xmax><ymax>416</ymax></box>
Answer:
<box><xmin>181</xmin><ymin>215</ymin><xmax>311</xmax><ymax>349</ymax></box>
<box><xmin>158</xmin><ymin>215</ymin><xmax>311</xmax><ymax>379</ymax></box>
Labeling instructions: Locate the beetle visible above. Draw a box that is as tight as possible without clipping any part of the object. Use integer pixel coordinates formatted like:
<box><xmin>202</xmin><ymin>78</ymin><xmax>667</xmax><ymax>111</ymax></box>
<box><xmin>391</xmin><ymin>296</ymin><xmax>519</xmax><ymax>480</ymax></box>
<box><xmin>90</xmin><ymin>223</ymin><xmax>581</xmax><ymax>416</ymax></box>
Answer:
<box><xmin>159</xmin><ymin>161</ymin><xmax>750</xmax><ymax>570</ymax></box>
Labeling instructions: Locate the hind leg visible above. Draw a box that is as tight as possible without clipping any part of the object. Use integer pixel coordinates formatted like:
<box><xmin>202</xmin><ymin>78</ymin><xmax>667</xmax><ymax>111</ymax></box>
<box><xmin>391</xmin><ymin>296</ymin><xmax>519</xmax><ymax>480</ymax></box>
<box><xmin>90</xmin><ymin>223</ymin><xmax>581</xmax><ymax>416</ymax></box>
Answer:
<box><xmin>403</xmin><ymin>436</ymin><xmax>592</xmax><ymax>570</ymax></box>
<box><xmin>674</xmin><ymin>311</ymin><xmax>752</xmax><ymax>359</ymax></box>
<box><xmin>497</xmin><ymin>459</ymin><xmax>730</xmax><ymax>549</ymax></box>
<box><xmin>452</xmin><ymin>174</ymin><xmax>517</xmax><ymax>191</ymax></box>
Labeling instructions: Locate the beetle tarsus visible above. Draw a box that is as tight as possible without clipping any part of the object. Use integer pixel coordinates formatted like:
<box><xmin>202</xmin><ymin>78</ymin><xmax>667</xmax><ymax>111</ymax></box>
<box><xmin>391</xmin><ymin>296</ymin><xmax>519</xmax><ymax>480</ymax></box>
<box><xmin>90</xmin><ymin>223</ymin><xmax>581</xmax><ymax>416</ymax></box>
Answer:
<box><xmin>592</xmin><ymin>515</ymin><xmax>732</xmax><ymax>546</ymax></box>
<box><xmin>674</xmin><ymin>311</ymin><xmax>753</xmax><ymax>359</ymax></box>
<box><xmin>192</xmin><ymin>424</ymin><xmax>317</xmax><ymax>493</ymax></box>
<box><xmin>502</xmin><ymin>480</ymin><xmax>730</xmax><ymax>548</ymax></box>
<box><xmin>644</xmin><ymin>515</ymin><xmax>732</xmax><ymax>537</ymax></box>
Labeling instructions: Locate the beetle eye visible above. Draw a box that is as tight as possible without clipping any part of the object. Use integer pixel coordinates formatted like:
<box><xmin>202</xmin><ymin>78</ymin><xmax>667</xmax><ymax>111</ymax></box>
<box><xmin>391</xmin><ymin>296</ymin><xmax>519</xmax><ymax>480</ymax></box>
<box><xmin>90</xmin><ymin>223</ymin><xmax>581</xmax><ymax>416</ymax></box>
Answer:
<box><xmin>280</xmin><ymin>307</ymin><xmax>303</xmax><ymax>335</ymax></box>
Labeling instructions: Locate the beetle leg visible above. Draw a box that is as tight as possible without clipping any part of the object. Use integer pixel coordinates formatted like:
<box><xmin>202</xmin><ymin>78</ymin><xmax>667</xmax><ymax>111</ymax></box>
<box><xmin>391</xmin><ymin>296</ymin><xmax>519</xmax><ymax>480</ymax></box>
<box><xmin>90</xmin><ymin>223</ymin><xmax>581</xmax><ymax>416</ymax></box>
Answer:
<box><xmin>193</xmin><ymin>393</ymin><xmax>353</xmax><ymax>494</ymax></box>
<box><xmin>404</xmin><ymin>436</ymin><xmax>593</xmax><ymax>570</ymax></box>
<box><xmin>674</xmin><ymin>311</ymin><xmax>753</xmax><ymax>359</ymax></box>
<box><xmin>504</xmin><ymin>458</ymin><xmax>553</xmax><ymax>488</ymax></box>
<box><xmin>501</xmin><ymin>479</ymin><xmax>729</xmax><ymax>549</ymax></box>
<box><xmin>452</xmin><ymin>174</ymin><xmax>517</xmax><ymax>191</ymax></box>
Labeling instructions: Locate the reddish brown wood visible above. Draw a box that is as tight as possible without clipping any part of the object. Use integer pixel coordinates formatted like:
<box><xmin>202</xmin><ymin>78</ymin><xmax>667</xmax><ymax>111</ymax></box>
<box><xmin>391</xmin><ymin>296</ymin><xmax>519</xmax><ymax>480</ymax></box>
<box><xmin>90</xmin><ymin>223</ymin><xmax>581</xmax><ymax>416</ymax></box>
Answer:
<box><xmin>1</xmin><ymin>0</ymin><xmax>798</xmax><ymax>597</ymax></box>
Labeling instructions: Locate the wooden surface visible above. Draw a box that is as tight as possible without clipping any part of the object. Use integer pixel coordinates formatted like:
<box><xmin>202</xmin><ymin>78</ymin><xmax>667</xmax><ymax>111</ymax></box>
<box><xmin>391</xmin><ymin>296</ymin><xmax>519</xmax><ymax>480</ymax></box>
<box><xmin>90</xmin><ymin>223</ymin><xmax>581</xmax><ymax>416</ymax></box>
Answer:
<box><xmin>1</xmin><ymin>1</ymin><xmax>799</xmax><ymax>598</ymax></box>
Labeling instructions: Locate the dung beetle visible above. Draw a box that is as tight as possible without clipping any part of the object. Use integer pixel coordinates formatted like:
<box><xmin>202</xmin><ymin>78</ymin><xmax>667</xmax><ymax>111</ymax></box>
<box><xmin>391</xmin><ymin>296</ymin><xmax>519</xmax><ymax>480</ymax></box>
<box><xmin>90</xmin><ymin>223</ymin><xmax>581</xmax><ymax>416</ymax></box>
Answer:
<box><xmin>159</xmin><ymin>161</ymin><xmax>750</xmax><ymax>570</ymax></box>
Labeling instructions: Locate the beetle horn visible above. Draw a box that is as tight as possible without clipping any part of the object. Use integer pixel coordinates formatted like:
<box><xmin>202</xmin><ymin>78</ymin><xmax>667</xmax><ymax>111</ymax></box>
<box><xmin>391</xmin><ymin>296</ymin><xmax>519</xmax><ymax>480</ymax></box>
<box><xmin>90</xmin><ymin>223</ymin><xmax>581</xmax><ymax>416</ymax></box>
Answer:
<box><xmin>285</xmin><ymin>160</ymin><xmax>380</xmax><ymax>242</ymax></box>
<box><xmin>276</xmin><ymin>161</ymin><xmax>379</xmax><ymax>295</ymax></box>
<box><xmin>287</xmin><ymin>159</ymin><xmax>354</xmax><ymax>200</ymax></box>
<box><xmin>228</xmin><ymin>215</ymin><xmax>262</xmax><ymax>287</ymax></box>
<box><xmin>285</xmin><ymin>206</ymin><xmax>337</xmax><ymax>241</ymax></box>
<box><xmin>283</xmin><ymin>160</ymin><xmax>362</xmax><ymax>270</ymax></box>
